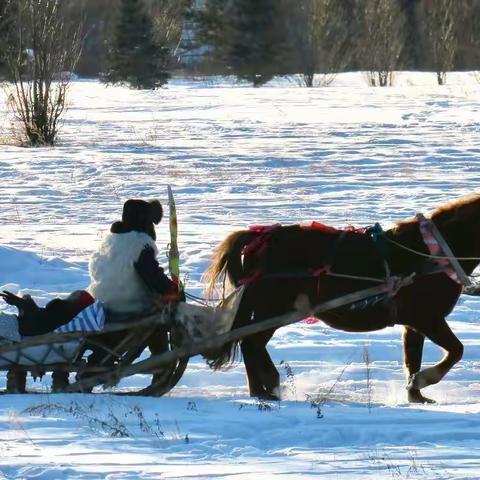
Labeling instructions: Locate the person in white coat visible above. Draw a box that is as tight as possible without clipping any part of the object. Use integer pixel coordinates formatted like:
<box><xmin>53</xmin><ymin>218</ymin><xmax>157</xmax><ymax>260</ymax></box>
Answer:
<box><xmin>88</xmin><ymin>198</ymin><xmax>178</xmax><ymax>315</ymax></box>
<box><xmin>81</xmin><ymin>199</ymin><xmax>179</xmax><ymax>391</ymax></box>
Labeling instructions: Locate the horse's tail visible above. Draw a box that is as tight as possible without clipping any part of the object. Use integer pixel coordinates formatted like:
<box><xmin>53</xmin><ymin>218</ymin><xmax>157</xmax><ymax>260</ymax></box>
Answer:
<box><xmin>202</xmin><ymin>229</ymin><xmax>258</xmax><ymax>370</ymax></box>
<box><xmin>204</xmin><ymin>229</ymin><xmax>257</xmax><ymax>298</ymax></box>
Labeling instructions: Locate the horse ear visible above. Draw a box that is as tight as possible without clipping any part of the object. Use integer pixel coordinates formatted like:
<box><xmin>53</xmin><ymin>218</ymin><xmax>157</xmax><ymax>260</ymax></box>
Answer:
<box><xmin>149</xmin><ymin>200</ymin><xmax>163</xmax><ymax>224</ymax></box>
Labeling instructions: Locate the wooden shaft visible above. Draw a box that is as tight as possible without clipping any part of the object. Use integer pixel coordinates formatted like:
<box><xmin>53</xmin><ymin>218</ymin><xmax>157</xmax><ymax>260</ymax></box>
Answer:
<box><xmin>65</xmin><ymin>282</ymin><xmax>404</xmax><ymax>392</ymax></box>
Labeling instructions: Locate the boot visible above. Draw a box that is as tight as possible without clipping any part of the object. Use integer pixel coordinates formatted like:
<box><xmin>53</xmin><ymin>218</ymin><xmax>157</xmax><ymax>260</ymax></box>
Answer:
<box><xmin>51</xmin><ymin>369</ymin><xmax>70</xmax><ymax>392</ymax></box>
<box><xmin>6</xmin><ymin>369</ymin><xmax>26</xmax><ymax>393</ymax></box>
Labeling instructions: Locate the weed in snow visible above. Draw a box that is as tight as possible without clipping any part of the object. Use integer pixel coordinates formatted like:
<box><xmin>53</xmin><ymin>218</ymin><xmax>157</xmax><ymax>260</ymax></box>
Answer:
<box><xmin>363</xmin><ymin>447</ymin><xmax>443</xmax><ymax>479</ymax></box>
<box><xmin>23</xmin><ymin>401</ymin><xmax>131</xmax><ymax>437</ymax></box>
<box><xmin>363</xmin><ymin>342</ymin><xmax>373</xmax><ymax>413</ymax></box>
<box><xmin>237</xmin><ymin>400</ymin><xmax>280</xmax><ymax>412</ymax></box>
<box><xmin>280</xmin><ymin>360</ymin><xmax>297</xmax><ymax>401</ymax></box>
<box><xmin>8</xmin><ymin>410</ymin><xmax>38</xmax><ymax>447</ymax></box>
<box><xmin>22</xmin><ymin>400</ymin><xmax>187</xmax><ymax>442</ymax></box>
<box><xmin>305</xmin><ymin>359</ymin><xmax>352</xmax><ymax>419</ymax></box>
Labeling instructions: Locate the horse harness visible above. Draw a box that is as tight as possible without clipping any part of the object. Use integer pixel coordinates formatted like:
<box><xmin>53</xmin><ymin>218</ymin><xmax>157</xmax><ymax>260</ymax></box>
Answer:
<box><xmin>238</xmin><ymin>214</ymin><xmax>477</xmax><ymax>309</ymax></box>
<box><xmin>238</xmin><ymin>222</ymin><xmax>407</xmax><ymax>315</ymax></box>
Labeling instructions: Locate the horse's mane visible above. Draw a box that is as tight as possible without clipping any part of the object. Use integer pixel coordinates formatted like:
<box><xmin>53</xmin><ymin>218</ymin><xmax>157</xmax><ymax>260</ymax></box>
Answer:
<box><xmin>391</xmin><ymin>193</ymin><xmax>480</xmax><ymax>235</ymax></box>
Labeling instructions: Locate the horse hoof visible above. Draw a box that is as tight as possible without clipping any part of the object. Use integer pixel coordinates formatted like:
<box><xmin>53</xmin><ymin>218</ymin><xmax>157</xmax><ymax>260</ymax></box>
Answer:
<box><xmin>251</xmin><ymin>391</ymin><xmax>280</xmax><ymax>401</ymax></box>
<box><xmin>407</xmin><ymin>389</ymin><xmax>436</xmax><ymax>404</ymax></box>
<box><xmin>253</xmin><ymin>392</ymin><xmax>280</xmax><ymax>402</ymax></box>
<box><xmin>407</xmin><ymin>372</ymin><xmax>430</xmax><ymax>391</ymax></box>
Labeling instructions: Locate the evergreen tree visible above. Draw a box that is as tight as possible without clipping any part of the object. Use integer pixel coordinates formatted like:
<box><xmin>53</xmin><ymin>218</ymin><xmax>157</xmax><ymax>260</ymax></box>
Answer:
<box><xmin>191</xmin><ymin>0</ymin><xmax>287</xmax><ymax>86</ymax></box>
<box><xmin>228</xmin><ymin>0</ymin><xmax>287</xmax><ymax>86</ymax></box>
<box><xmin>459</xmin><ymin>0</ymin><xmax>480</xmax><ymax>71</ymax></box>
<box><xmin>188</xmin><ymin>0</ymin><xmax>229</xmax><ymax>72</ymax></box>
<box><xmin>400</xmin><ymin>0</ymin><xmax>421</xmax><ymax>69</ymax></box>
<box><xmin>0</xmin><ymin>0</ymin><xmax>18</xmax><ymax>77</ymax></box>
<box><xmin>104</xmin><ymin>0</ymin><xmax>169</xmax><ymax>89</ymax></box>
<box><xmin>76</xmin><ymin>0</ymin><xmax>118</xmax><ymax>77</ymax></box>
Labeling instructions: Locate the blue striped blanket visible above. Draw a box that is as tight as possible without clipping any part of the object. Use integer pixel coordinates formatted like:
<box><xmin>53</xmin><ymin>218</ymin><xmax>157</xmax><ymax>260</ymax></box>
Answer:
<box><xmin>54</xmin><ymin>301</ymin><xmax>106</xmax><ymax>334</ymax></box>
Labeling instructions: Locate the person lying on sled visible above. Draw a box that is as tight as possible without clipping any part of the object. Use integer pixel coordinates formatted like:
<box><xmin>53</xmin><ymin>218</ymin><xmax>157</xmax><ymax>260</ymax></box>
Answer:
<box><xmin>0</xmin><ymin>289</ymin><xmax>94</xmax><ymax>336</ymax></box>
<box><xmin>0</xmin><ymin>289</ymin><xmax>101</xmax><ymax>393</ymax></box>
<box><xmin>87</xmin><ymin>198</ymin><xmax>182</xmax><ymax>317</ymax></box>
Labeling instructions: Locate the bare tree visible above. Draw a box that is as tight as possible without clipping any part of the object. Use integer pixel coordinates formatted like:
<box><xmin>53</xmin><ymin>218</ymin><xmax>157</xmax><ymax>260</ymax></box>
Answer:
<box><xmin>453</xmin><ymin>0</ymin><xmax>480</xmax><ymax>83</ymax></box>
<box><xmin>149</xmin><ymin>0</ymin><xmax>190</xmax><ymax>67</ymax></box>
<box><xmin>416</xmin><ymin>0</ymin><xmax>459</xmax><ymax>85</ymax></box>
<box><xmin>359</xmin><ymin>0</ymin><xmax>406</xmax><ymax>87</ymax></box>
<box><xmin>284</xmin><ymin>0</ymin><xmax>352</xmax><ymax>87</ymax></box>
<box><xmin>1</xmin><ymin>0</ymin><xmax>83</xmax><ymax>145</ymax></box>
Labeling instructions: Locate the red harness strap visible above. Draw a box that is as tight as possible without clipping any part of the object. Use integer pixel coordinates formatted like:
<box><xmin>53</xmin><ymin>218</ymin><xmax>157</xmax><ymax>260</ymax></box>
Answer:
<box><xmin>237</xmin><ymin>224</ymin><xmax>281</xmax><ymax>286</ymax></box>
<box><xmin>238</xmin><ymin>271</ymin><xmax>264</xmax><ymax>287</ymax></box>
<box><xmin>243</xmin><ymin>224</ymin><xmax>281</xmax><ymax>260</ymax></box>
<box><xmin>302</xmin><ymin>221</ymin><xmax>340</xmax><ymax>234</ymax></box>
<box><xmin>248</xmin><ymin>224</ymin><xmax>282</xmax><ymax>233</ymax></box>
<box><xmin>301</xmin><ymin>221</ymin><xmax>367</xmax><ymax>235</ymax></box>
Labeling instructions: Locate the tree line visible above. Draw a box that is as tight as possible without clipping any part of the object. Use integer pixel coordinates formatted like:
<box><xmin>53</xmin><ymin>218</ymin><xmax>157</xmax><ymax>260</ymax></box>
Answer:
<box><xmin>1</xmin><ymin>0</ymin><xmax>480</xmax><ymax>87</ymax></box>
<box><xmin>192</xmin><ymin>0</ymin><xmax>480</xmax><ymax>87</ymax></box>
<box><xmin>0</xmin><ymin>0</ymin><xmax>479</xmax><ymax>146</ymax></box>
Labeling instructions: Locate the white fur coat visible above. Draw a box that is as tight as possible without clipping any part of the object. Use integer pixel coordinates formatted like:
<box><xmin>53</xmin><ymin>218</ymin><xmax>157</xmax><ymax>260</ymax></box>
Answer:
<box><xmin>88</xmin><ymin>231</ymin><xmax>158</xmax><ymax>314</ymax></box>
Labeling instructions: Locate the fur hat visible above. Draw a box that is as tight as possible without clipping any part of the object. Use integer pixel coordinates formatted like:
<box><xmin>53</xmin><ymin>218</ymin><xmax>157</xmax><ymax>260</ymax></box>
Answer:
<box><xmin>110</xmin><ymin>199</ymin><xmax>163</xmax><ymax>240</ymax></box>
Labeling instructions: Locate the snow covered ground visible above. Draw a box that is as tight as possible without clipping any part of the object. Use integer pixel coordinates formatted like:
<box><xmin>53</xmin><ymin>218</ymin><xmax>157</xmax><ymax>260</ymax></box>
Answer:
<box><xmin>0</xmin><ymin>72</ymin><xmax>480</xmax><ymax>479</ymax></box>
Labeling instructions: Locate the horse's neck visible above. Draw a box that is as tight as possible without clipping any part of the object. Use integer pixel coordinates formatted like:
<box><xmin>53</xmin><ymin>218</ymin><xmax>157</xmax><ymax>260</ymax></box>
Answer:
<box><xmin>439</xmin><ymin>222</ymin><xmax>480</xmax><ymax>276</ymax></box>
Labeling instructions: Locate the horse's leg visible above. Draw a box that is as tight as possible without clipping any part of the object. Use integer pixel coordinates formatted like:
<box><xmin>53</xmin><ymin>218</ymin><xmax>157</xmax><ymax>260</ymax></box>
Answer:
<box><xmin>407</xmin><ymin>318</ymin><xmax>463</xmax><ymax>398</ymax></box>
<box><xmin>256</xmin><ymin>329</ymin><xmax>280</xmax><ymax>399</ymax></box>
<box><xmin>241</xmin><ymin>330</ymin><xmax>280</xmax><ymax>401</ymax></box>
<box><xmin>403</xmin><ymin>327</ymin><xmax>432</xmax><ymax>403</ymax></box>
<box><xmin>241</xmin><ymin>334</ymin><xmax>273</xmax><ymax>400</ymax></box>
<box><xmin>227</xmin><ymin>286</ymin><xmax>269</xmax><ymax>399</ymax></box>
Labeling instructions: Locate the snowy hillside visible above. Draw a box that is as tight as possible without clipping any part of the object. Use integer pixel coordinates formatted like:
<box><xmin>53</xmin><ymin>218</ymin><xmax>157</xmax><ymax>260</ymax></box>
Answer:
<box><xmin>0</xmin><ymin>72</ymin><xmax>480</xmax><ymax>478</ymax></box>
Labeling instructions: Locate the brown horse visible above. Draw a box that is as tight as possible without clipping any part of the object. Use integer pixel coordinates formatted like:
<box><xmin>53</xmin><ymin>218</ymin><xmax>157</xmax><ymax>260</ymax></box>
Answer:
<box><xmin>205</xmin><ymin>193</ymin><xmax>480</xmax><ymax>403</ymax></box>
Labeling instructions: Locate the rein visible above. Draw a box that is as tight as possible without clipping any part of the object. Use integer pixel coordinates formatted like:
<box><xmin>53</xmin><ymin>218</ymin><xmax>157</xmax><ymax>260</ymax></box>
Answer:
<box><xmin>247</xmin><ymin>270</ymin><xmax>390</xmax><ymax>284</ymax></box>
<box><xmin>384</xmin><ymin>237</ymin><xmax>480</xmax><ymax>261</ymax></box>
<box><xmin>185</xmin><ymin>292</ymin><xmax>217</xmax><ymax>306</ymax></box>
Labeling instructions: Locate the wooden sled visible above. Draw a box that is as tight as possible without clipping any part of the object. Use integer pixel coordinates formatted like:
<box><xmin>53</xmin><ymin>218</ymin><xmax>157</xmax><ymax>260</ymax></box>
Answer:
<box><xmin>0</xmin><ymin>288</ymin><xmax>244</xmax><ymax>396</ymax></box>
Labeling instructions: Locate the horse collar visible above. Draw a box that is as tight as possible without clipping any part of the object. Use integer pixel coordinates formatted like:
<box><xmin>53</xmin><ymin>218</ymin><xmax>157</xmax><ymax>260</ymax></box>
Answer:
<box><xmin>416</xmin><ymin>213</ymin><xmax>463</xmax><ymax>285</ymax></box>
